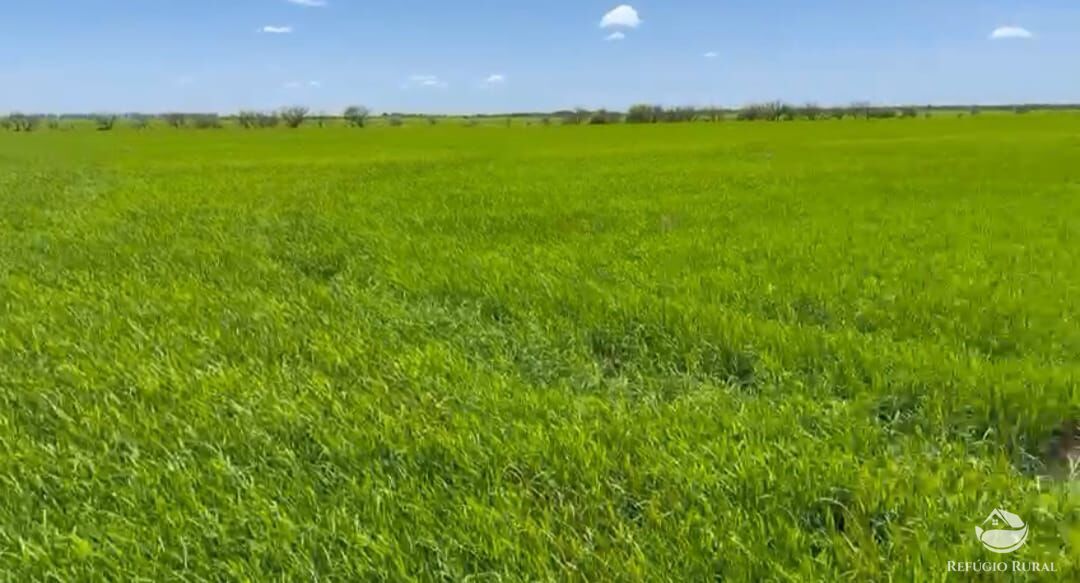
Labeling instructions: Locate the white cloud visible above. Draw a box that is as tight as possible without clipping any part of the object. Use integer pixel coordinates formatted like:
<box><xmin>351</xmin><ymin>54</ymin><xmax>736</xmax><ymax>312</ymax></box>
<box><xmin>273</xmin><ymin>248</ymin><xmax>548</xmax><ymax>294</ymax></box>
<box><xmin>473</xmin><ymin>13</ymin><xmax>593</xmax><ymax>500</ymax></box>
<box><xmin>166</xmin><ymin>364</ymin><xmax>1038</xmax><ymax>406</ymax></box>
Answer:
<box><xmin>605</xmin><ymin>31</ymin><xmax>626</xmax><ymax>41</ymax></box>
<box><xmin>287</xmin><ymin>0</ymin><xmax>327</xmax><ymax>6</ymax></box>
<box><xmin>600</xmin><ymin>5</ymin><xmax>641</xmax><ymax>29</ymax></box>
<box><xmin>261</xmin><ymin>25</ymin><xmax>293</xmax><ymax>34</ymax></box>
<box><xmin>407</xmin><ymin>74</ymin><xmax>447</xmax><ymax>89</ymax></box>
<box><xmin>990</xmin><ymin>26</ymin><xmax>1033</xmax><ymax>39</ymax></box>
<box><xmin>704</xmin><ymin>51</ymin><xmax>719</xmax><ymax>59</ymax></box>
<box><xmin>283</xmin><ymin>80</ymin><xmax>321</xmax><ymax>89</ymax></box>
<box><xmin>484</xmin><ymin>74</ymin><xmax>506</xmax><ymax>84</ymax></box>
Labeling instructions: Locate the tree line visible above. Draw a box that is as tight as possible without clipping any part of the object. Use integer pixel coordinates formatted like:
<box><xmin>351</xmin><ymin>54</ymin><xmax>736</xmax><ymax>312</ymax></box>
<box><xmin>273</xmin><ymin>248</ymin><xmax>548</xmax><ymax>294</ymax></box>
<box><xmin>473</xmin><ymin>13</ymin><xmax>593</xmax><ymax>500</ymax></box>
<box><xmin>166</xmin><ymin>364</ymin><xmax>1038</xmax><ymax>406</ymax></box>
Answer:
<box><xmin>1</xmin><ymin>102</ymin><xmax>1072</xmax><ymax>132</ymax></box>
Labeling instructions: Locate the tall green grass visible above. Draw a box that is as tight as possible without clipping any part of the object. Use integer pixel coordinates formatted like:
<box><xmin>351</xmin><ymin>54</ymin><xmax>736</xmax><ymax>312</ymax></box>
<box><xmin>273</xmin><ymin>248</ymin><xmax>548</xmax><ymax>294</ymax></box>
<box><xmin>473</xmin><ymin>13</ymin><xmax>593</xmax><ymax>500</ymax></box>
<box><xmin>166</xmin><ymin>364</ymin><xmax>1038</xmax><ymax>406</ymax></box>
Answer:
<box><xmin>1</xmin><ymin>116</ymin><xmax>1079</xmax><ymax>580</ymax></box>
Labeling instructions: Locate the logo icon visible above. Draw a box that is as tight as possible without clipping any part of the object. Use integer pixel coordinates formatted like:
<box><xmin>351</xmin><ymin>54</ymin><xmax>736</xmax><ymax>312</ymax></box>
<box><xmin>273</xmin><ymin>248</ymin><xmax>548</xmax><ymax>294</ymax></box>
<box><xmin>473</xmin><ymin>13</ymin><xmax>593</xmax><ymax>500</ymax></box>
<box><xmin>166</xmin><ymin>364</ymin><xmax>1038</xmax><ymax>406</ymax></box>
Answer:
<box><xmin>975</xmin><ymin>509</ymin><xmax>1029</xmax><ymax>553</ymax></box>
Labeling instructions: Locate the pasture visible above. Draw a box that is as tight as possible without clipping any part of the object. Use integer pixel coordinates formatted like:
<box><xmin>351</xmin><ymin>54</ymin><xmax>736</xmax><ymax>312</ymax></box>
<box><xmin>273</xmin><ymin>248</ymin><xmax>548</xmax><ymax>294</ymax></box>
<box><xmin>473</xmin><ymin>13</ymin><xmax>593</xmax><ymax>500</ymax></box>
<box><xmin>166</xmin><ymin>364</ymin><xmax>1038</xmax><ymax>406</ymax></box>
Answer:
<box><xmin>1</xmin><ymin>115</ymin><xmax>1079</xmax><ymax>580</ymax></box>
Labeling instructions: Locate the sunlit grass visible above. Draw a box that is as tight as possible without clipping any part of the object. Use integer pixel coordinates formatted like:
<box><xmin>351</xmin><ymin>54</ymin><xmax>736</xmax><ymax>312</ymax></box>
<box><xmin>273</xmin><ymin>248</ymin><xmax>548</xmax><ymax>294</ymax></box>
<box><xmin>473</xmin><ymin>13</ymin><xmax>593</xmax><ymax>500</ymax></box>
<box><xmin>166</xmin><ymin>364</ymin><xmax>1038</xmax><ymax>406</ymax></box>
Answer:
<box><xmin>1</xmin><ymin>115</ymin><xmax>1079</xmax><ymax>579</ymax></box>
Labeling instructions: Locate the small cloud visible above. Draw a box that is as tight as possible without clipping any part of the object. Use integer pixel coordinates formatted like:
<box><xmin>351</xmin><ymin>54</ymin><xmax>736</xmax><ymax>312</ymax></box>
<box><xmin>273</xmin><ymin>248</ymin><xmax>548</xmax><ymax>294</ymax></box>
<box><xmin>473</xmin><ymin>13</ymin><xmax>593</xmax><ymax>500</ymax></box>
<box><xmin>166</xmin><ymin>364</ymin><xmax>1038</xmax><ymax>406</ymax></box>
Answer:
<box><xmin>605</xmin><ymin>31</ymin><xmax>626</xmax><ymax>41</ymax></box>
<box><xmin>283</xmin><ymin>80</ymin><xmax>321</xmax><ymax>89</ymax></box>
<box><xmin>704</xmin><ymin>51</ymin><xmax>719</xmax><ymax>59</ymax></box>
<box><xmin>601</xmin><ymin>5</ymin><xmax>641</xmax><ymax>29</ymax></box>
<box><xmin>261</xmin><ymin>25</ymin><xmax>293</xmax><ymax>34</ymax></box>
<box><xmin>484</xmin><ymin>74</ymin><xmax>506</xmax><ymax>85</ymax></box>
<box><xmin>287</xmin><ymin>0</ymin><xmax>327</xmax><ymax>6</ymax></box>
<box><xmin>407</xmin><ymin>74</ymin><xmax>447</xmax><ymax>89</ymax></box>
<box><xmin>990</xmin><ymin>26</ymin><xmax>1033</xmax><ymax>40</ymax></box>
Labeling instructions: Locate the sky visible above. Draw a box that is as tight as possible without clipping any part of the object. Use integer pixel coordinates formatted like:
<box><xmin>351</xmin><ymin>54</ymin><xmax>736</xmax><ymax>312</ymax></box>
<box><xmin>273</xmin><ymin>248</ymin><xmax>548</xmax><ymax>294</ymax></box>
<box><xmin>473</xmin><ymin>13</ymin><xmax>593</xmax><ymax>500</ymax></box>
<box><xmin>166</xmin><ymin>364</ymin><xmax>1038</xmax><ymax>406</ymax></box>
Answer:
<box><xmin>1</xmin><ymin>1</ymin><xmax>1077</xmax><ymax>114</ymax></box>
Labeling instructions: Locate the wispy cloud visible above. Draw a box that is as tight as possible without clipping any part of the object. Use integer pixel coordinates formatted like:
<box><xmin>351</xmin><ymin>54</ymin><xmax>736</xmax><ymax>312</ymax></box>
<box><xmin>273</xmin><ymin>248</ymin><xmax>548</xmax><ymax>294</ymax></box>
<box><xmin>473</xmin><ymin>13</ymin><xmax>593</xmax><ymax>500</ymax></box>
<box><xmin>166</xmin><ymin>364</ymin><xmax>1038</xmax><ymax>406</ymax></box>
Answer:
<box><xmin>704</xmin><ymin>51</ymin><xmax>719</xmax><ymax>59</ymax></box>
<box><xmin>406</xmin><ymin>74</ymin><xmax>447</xmax><ymax>89</ymax></box>
<box><xmin>605</xmin><ymin>31</ymin><xmax>626</xmax><ymax>42</ymax></box>
<box><xmin>261</xmin><ymin>25</ymin><xmax>293</xmax><ymax>34</ymax></box>
<box><xmin>287</xmin><ymin>0</ymin><xmax>327</xmax><ymax>6</ymax></box>
<box><xmin>990</xmin><ymin>26</ymin><xmax>1033</xmax><ymax>40</ymax></box>
<box><xmin>284</xmin><ymin>80</ymin><xmax>322</xmax><ymax>89</ymax></box>
<box><xmin>483</xmin><ymin>74</ymin><xmax>506</xmax><ymax>85</ymax></box>
<box><xmin>600</xmin><ymin>5</ymin><xmax>641</xmax><ymax>29</ymax></box>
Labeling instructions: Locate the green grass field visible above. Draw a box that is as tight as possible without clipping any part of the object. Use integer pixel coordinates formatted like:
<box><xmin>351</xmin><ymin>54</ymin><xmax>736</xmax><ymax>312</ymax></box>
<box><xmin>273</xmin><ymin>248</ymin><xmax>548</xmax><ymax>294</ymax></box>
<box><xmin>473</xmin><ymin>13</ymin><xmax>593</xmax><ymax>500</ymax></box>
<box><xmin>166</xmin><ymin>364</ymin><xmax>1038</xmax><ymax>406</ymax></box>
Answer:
<box><xmin>2</xmin><ymin>116</ymin><xmax>1079</xmax><ymax>580</ymax></box>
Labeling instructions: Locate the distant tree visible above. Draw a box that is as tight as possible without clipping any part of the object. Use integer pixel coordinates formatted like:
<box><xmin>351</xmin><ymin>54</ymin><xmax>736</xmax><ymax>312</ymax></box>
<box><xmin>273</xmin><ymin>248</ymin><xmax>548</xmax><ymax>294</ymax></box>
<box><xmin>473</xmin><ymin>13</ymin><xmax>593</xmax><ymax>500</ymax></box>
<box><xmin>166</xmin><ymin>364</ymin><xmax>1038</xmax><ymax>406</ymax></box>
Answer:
<box><xmin>589</xmin><ymin>109</ymin><xmax>619</xmax><ymax>124</ymax></box>
<box><xmin>94</xmin><ymin>114</ymin><xmax>117</xmax><ymax>131</ymax></box>
<box><xmin>162</xmin><ymin>113</ymin><xmax>187</xmax><ymax>128</ymax></box>
<box><xmin>237</xmin><ymin>111</ymin><xmax>259</xmax><ymax>129</ymax></box>
<box><xmin>4</xmin><ymin>113</ymin><xmax>40</xmax><ymax>132</ymax></box>
<box><xmin>539</xmin><ymin>117</ymin><xmax>551</xmax><ymax>126</ymax></box>
<box><xmin>663</xmin><ymin>106</ymin><xmax>697</xmax><ymax>123</ymax></box>
<box><xmin>560</xmin><ymin>108</ymin><xmax>589</xmax><ymax>125</ymax></box>
<box><xmin>343</xmin><ymin>105</ymin><xmax>370</xmax><ymax>127</ymax></box>
<box><xmin>427</xmin><ymin>116</ymin><xmax>438</xmax><ymax>126</ymax></box>
<box><xmin>899</xmin><ymin>107</ymin><xmax>918</xmax><ymax>118</ymax></box>
<box><xmin>129</xmin><ymin>114</ymin><xmax>152</xmax><ymax>130</ymax></box>
<box><xmin>388</xmin><ymin>115</ymin><xmax>404</xmax><ymax>127</ymax></box>
<box><xmin>191</xmin><ymin>113</ymin><xmax>222</xmax><ymax>129</ymax></box>
<box><xmin>626</xmin><ymin>104</ymin><xmax>660</xmax><ymax>123</ymax></box>
<box><xmin>257</xmin><ymin>112</ymin><xmax>280</xmax><ymax>128</ymax></box>
<box><xmin>800</xmin><ymin>103</ymin><xmax>823</xmax><ymax>120</ymax></box>
<box><xmin>850</xmin><ymin>101</ymin><xmax>873</xmax><ymax>120</ymax></box>
<box><xmin>280</xmin><ymin>106</ymin><xmax>309</xmax><ymax>129</ymax></box>
<box><xmin>46</xmin><ymin>116</ymin><xmax>61</xmax><ymax>130</ymax></box>
<box><xmin>867</xmin><ymin>107</ymin><xmax>898</xmax><ymax>119</ymax></box>
<box><xmin>702</xmin><ymin>106</ymin><xmax>723</xmax><ymax>122</ymax></box>
<box><xmin>737</xmin><ymin>102</ymin><xmax>786</xmax><ymax>121</ymax></box>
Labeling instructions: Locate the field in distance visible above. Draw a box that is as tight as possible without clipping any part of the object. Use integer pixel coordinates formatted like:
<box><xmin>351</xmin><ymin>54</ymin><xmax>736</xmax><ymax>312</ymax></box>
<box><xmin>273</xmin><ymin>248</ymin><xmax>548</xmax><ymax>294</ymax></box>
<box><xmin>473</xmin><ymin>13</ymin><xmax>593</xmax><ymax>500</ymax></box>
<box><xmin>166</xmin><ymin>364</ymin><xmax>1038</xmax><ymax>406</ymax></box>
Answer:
<box><xmin>1</xmin><ymin>115</ymin><xmax>1079</xmax><ymax>579</ymax></box>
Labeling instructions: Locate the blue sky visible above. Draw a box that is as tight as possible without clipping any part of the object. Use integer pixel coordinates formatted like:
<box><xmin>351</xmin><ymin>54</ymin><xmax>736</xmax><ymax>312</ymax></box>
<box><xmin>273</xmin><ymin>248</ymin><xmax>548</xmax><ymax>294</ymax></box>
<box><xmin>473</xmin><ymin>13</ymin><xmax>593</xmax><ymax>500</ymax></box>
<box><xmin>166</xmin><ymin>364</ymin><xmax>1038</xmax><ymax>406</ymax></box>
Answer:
<box><xmin>1</xmin><ymin>1</ymin><xmax>1076</xmax><ymax>114</ymax></box>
